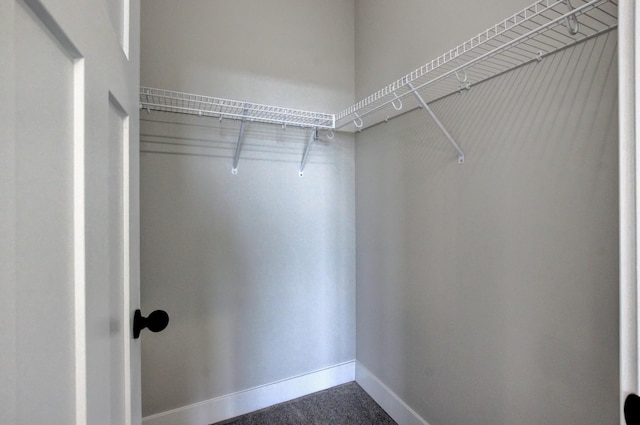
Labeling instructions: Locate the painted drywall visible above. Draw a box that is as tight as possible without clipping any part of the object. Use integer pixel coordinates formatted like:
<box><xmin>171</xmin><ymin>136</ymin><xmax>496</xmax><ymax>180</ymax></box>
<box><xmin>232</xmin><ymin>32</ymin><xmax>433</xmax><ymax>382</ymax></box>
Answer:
<box><xmin>139</xmin><ymin>0</ymin><xmax>355</xmax><ymax>417</ymax></box>
<box><xmin>355</xmin><ymin>0</ymin><xmax>534</xmax><ymax>99</ymax></box>
<box><xmin>354</xmin><ymin>1</ymin><xmax>619</xmax><ymax>424</ymax></box>
<box><xmin>141</xmin><ymin>0</ymin><xmax>354</xmax><ymax>112</ymax></box>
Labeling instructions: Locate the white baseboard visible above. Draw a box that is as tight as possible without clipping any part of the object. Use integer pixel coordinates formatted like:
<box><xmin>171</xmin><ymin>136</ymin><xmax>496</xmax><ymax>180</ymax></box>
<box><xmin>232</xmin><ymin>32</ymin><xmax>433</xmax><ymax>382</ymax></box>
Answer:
<box><xmin>356</xmin><ymin>361</ymin><xmax>430</xmax><ymax>425</ymax></box>
<box><xmin>142</xmin><ymin>360</ymin><xmax>356</xmax><ymax>425</ymax></box>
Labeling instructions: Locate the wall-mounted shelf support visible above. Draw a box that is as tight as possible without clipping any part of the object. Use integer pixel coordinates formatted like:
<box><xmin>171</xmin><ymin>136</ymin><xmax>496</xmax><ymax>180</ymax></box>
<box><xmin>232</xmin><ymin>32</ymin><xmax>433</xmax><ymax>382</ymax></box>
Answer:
<box><xmin>408</xmin><ymin>82</ymin><xmax>465</xmax><ymax>164</ymax></box>
<box><xmin>299</xmin><ymin>127</ymin><xmax>318</xmax><ymax>177</ymax></box>
<box><xmin>231</xmin><ymin>106</ymin><xmax>248</xmax><ymax>174</ymax></box>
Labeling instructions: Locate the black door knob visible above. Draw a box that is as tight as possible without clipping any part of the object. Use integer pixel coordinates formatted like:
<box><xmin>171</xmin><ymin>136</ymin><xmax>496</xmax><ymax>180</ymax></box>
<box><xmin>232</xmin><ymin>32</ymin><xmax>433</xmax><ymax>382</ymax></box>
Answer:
<box><xmin>625</xmin><ymin>393</ymin><xmax>640</xmax><ymax>425</ymax></box>
<box><xmin>133</xmin><ymin>309</ymin><xmax>169</xmax><ymax>339</ymax></box>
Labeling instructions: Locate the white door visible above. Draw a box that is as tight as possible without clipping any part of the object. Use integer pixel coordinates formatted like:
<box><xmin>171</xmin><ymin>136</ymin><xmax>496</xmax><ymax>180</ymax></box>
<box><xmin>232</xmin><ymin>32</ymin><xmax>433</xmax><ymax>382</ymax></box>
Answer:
<box><xmin>0</xmin><ymin>0</ymin><xmax>141</xmax><ymax>424</ymax></box>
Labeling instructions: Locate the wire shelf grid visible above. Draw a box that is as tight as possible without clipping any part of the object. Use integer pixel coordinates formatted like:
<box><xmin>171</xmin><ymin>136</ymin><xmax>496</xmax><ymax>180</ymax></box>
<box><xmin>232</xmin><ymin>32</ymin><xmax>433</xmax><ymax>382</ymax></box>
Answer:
<box><xmin>140</xmin><ymin>0</ymin><xmax>617</xmax><ymax>136</ymax></box>
<box><xmin>336</xmin><ymin>0</ymin><xmax>617</xmax><ymax>130</ymax></box>
<box><xmin>139</xmin><ymin>87</ymin><xmax>335</xmax><ymax>130</ymax></box>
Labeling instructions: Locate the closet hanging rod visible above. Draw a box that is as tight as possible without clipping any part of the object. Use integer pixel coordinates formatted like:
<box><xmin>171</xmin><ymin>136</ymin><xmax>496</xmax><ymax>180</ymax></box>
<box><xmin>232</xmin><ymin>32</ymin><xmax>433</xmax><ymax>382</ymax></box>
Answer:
<box><xmin>335</xmin><ymin>0</ymin><xmax>617</xmax><ymax>131</ymax></box>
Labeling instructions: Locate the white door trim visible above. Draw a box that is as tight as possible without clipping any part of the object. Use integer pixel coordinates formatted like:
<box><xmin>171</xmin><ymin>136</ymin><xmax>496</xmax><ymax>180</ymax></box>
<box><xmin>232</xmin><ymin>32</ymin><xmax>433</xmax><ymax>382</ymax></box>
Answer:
<box><xmin>620</xmin><ymin>0</ymin><xmax>639</xmax><ymax>423</ymax></box>
<box><xmin>73</xmin><ymin>57</ymin><xmax>87</xmax><ymax>425</ymax></box>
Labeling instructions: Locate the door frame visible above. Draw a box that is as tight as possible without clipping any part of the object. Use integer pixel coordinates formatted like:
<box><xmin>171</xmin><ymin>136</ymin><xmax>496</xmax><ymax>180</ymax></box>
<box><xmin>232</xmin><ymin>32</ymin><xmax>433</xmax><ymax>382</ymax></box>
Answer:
<box><xmin>620</xmin><ymin>0</ymin><xmax>639</xmax><ymax>423</ymax></box>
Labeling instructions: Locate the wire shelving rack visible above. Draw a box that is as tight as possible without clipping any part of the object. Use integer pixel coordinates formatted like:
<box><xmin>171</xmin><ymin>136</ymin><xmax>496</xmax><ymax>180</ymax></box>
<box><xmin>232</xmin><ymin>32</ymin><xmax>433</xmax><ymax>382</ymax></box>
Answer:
<box><xmin>336</xmin><ymin>0</ymin><xmax>617</xmax><ymax>133</ymax></box>
<box><xmin>140</xmin><ymin>0</ymin><xmax>617</xmax><ymax>167</ymax></box>
<box><xmin>139</xmin><ymin>87</ymin><xmax>335</xmax><ymax>130</ymax></box>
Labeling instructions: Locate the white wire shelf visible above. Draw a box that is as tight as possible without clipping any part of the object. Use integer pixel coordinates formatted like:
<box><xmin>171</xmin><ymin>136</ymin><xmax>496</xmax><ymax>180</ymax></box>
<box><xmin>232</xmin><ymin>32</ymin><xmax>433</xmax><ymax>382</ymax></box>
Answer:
<box><xmin>139</xmin><ymin>0</ymin><xmax>617</xmax><ymax>168</ymax></box>
<box><xmin>336</xmin><ymin>0</ymin><xmax>618</xmax><ymax>131</ymax></box>
<box><xmin>139</xmin><ymin>87</ymin><xmax>335</xmax><ymax>130</ymax></box>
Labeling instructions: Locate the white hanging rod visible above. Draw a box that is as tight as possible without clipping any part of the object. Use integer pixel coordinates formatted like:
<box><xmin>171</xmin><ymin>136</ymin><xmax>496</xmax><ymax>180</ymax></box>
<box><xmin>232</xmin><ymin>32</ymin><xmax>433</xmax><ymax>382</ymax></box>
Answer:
<box><xmin>335</xmin><ymin>0</ymin><xmax>617</xmax><ymax>130</ymax></box>
<box><xmin>140</xmin><ymin>87</ymin><xmax>335</xmax><ymax>130</ymax></box>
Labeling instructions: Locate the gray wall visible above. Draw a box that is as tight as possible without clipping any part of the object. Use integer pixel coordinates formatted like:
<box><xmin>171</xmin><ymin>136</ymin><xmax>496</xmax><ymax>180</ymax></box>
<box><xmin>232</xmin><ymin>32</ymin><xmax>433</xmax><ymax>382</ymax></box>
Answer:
<box><xmin>141</xmin><ymin>0</ymin><xmax>354</xmax><ymax>112</ymax></box>
<box><xmin>140</xmin><ymin>0</ymin><xmax>620</xmax><ymax>422</ymax></box>
<box><xmin>354</xmin><ymin>1</ymin><xmax>619</xmax><ymax>424</ymax></box>
<box><xmin>139</xmin><ymin>0</ymin><xmax>355</xmax><ymax>416</ymax></box>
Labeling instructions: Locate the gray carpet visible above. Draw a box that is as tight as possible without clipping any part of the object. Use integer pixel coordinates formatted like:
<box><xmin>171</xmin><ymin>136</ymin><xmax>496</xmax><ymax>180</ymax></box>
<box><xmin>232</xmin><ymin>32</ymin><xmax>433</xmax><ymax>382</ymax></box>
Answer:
<box><xmin>212</xmin><ymin>382</ymin><xmax>398</xmax><ymax>425</ymax></box>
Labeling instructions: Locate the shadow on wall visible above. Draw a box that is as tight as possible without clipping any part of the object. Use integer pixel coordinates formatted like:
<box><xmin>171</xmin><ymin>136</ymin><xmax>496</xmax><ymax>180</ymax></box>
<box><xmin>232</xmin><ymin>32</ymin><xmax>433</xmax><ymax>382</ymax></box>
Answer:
<box><xmin>355</xmin><ymin>30</ymin><xmax>618</xmax><ymax>425</ymax></box>
<box><xmin>139</xmin><ymin>113</ymin><xmax>356</xmax><ymax>416</ymax></box>
<box><xmin>139</xmin><ymin>112</ymin><xmax>341</xmax><ymax>174</ymax></box>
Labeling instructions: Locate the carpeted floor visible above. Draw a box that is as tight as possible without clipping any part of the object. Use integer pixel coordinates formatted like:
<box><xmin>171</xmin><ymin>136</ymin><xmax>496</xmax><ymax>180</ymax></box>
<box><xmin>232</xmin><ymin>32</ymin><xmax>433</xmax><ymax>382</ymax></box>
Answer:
<box><xmin>212</xmin><ymin>382</ymin><xmax>398</xmax><ymax>425</ymax></box>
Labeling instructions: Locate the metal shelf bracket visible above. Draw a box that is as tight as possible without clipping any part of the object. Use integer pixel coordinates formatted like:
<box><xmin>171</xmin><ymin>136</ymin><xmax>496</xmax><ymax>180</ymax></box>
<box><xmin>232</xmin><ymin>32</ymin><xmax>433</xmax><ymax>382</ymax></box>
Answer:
<box><xmin>408</xmin><ymin>82</ymin><xmax>465</xmax><ymax>164</ymax></box>
<box><xmin>299</xmin><ymin>128</ymin><xmax>317</xmax><ymax>177</ymax></box>
<box><xmin>231</xmin><ymin>105</ymin><xmax>249</xmax><ymax>174</ymax></box>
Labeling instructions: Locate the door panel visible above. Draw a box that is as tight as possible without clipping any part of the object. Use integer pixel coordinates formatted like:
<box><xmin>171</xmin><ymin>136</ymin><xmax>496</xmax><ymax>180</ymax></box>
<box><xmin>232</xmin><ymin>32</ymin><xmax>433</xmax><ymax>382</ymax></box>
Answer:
<box><xmin>105</xmin><ymin>0</ymin><xmax>130</xmax><ymax>56</ymax></box>
<box><xmin>15</xmin><ymin>1</ymin><xmax>77</xmax><ymax>422</ymax></box>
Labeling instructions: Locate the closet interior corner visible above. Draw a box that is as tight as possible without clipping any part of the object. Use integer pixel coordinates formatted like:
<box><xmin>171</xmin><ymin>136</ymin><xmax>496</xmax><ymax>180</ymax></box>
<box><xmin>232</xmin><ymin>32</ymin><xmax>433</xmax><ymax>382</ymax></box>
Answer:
<box><xmin>138</xmin><ymin>1</ymin><xmax>621</xmax><ymax>424</ymax></box>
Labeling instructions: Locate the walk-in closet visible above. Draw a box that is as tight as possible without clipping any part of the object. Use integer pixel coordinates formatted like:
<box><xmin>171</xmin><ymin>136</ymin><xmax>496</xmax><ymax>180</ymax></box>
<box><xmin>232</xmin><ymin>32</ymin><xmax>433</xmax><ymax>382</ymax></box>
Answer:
<box><xmin>4</xmin><ymin>0</ymin><xmax>634</xmax><ymax>424</ymax></box>
<box><xmin>137</xmin><ymin>1</ymin><xmax>620</xmax><ymax>424</ymax></box>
